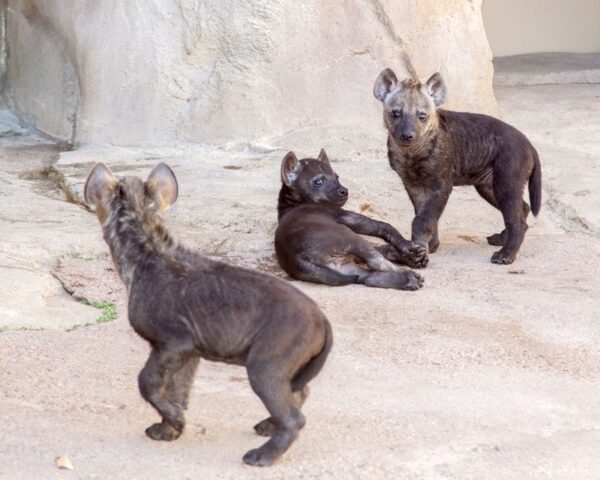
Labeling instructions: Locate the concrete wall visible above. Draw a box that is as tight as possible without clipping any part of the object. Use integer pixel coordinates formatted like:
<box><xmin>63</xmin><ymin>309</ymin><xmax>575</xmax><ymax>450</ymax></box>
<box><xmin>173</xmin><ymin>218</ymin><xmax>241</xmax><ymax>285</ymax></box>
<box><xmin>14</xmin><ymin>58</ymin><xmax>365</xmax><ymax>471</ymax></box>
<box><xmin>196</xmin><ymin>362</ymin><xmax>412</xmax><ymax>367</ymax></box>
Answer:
<box><xmin>4</xmin><ymin>0</ymin><xmax>497</xmax><ymax>147</ymax></box>
<box><xmin>483</xmin><ymin>0</ymin><xmax>600</xmax><ymax>57</ymax></box>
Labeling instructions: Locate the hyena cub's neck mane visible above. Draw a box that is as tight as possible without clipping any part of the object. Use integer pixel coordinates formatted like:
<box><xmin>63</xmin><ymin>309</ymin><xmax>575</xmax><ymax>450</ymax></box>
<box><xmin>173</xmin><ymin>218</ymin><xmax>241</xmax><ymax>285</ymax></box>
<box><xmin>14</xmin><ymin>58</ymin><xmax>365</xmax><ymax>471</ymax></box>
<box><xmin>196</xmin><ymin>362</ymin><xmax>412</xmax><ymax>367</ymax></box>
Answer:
<box><xmin>103</xmin><ymin>195</ymin><xmax>180</xmax><ymax>288</ymax></box>
<box><xmin>277</xmin><ymin>184</ymin><xmax>305</xmax><ymax>221</ymax></box>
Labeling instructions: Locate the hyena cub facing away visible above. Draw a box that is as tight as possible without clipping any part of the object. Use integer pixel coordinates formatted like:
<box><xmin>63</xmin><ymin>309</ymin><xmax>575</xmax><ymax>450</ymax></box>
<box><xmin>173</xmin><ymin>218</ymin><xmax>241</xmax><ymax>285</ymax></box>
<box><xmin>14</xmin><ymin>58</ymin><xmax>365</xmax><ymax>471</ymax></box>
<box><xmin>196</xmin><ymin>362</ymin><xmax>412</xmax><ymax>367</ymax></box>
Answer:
<box><xmin>84</xmin><ymin>163</ymin><xmax>332</xmax><ymax>467</ymax></box>
<box><xmin>373</xmin><ymin>69</ymin><xmax>542</xmax><ymax>264</ymax></box>
<box><xmin>275</xmin><ymin>149</ymin><xmax>427</xmax><ymax>290</ymax></box>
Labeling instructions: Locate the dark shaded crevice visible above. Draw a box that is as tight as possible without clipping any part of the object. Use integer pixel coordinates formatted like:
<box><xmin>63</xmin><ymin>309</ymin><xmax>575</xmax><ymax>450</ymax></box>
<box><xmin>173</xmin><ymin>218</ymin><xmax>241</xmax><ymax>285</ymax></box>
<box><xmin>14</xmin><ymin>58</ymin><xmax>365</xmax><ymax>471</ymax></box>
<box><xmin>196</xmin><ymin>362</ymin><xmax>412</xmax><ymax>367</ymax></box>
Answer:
<box><xmin>0</xmin><ymin>0</ymin><xmax>8</xmax><ymax>101</ymax></box>
<box><xmin>21</xmin><ymin>164</ymin><xmax>91</xmax><ymax>211</ymax></box>
<box><xmin>367</xmin><ymin>0</ymin><xmax>418</xmax><ymax>79</ymax></box>
<box><xmin>1</xmin><ymin>1</ymin><xmax>80</xmax><ymax>144</ymax></box>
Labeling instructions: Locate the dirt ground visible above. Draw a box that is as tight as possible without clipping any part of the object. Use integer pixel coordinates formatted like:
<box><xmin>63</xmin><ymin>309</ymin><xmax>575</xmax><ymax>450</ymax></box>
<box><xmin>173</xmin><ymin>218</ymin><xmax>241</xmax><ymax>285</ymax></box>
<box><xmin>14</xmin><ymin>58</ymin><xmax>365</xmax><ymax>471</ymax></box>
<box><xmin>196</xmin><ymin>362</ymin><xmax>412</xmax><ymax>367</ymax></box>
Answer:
<box><xmin>1</xmin><ymin>84</ymin><xmax>599</xmax><ymax>479</ymax></box>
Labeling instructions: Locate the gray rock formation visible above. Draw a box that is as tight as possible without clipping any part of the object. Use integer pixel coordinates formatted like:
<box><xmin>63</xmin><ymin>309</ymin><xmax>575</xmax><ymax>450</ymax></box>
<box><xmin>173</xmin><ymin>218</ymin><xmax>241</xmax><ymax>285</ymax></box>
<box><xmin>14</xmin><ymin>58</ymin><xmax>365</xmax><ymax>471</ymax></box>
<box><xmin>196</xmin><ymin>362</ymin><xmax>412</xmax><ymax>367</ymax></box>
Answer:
<box><xmin>3</xmin><ymin>0</ymin><xmax>496</xmax><ymax>146</ymax></box>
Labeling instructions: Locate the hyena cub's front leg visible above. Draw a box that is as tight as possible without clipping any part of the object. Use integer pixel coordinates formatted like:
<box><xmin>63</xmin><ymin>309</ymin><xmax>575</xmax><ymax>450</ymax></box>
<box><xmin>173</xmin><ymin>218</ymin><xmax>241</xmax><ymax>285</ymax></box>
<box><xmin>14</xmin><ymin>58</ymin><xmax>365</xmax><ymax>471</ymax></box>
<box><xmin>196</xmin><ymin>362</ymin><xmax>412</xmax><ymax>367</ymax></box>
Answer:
<box><xmin>349</xmin><ymin>242</ymin><xmax>424</xmax><ymax>290</ymax></box>
<box><xmin>139</xmin><ymin>346</ymin><xmax>197</xmax><ymax>441</ymax></box>
<box><xmin>408</xmin><ymin>186</ymin><xmax>452</xmax><ymax>254</ymax></box>
<box><xmin>337</xmin><ymin>210</ymin><xmax>428</xmax><ymax>268</ymax></box>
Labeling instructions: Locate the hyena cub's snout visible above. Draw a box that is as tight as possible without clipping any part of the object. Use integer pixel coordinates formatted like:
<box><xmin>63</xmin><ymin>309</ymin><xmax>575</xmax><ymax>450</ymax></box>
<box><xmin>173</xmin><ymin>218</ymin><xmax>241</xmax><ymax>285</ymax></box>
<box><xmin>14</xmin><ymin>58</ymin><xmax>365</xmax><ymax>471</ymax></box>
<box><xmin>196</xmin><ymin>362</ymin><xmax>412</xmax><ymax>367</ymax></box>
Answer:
<box><xmin>281</xmin><ymin>148</ymin><xmax>348</xmax><ymax>206</ymax></box>
<box><xmin>373</xmin><ymin>68</ymin><xmax>447</xmax><ymax>146</ymax></box>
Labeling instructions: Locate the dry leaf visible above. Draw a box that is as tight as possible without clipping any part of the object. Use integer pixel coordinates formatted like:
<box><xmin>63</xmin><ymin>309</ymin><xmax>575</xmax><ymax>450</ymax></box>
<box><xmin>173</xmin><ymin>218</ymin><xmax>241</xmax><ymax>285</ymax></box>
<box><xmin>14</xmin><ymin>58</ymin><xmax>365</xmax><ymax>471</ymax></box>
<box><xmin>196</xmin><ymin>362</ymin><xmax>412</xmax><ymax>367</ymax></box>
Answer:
<box><xmin>55</xmin><ymin>454</ymin><xmax>74</xmax><ymax>470</ymax></box>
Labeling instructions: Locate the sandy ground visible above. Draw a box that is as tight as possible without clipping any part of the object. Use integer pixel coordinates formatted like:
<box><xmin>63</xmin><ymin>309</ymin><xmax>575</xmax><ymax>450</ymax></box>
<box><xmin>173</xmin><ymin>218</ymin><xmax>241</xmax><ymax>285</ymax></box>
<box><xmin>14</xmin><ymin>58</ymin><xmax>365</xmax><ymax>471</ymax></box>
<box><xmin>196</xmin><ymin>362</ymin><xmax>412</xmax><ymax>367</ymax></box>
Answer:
<box><xmin>1</xmin><ymin>84</ymin><xmax>599</xmax><ymax>479</ymax></box>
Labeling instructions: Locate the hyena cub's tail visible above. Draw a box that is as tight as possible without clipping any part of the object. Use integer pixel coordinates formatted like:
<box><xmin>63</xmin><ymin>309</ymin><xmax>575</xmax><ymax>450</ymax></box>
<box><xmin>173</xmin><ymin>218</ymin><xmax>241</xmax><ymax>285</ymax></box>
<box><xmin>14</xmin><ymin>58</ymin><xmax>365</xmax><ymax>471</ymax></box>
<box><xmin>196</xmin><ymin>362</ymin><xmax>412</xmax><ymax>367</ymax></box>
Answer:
<box><xmin>529</xmin><ymin>149</ymin><xmax>542</xmax><ymax>217</ymax></box>
<box><xmin>291</xmin><ymin>319</ymin><xmax>333</xmax><ymax>392</ymax></box>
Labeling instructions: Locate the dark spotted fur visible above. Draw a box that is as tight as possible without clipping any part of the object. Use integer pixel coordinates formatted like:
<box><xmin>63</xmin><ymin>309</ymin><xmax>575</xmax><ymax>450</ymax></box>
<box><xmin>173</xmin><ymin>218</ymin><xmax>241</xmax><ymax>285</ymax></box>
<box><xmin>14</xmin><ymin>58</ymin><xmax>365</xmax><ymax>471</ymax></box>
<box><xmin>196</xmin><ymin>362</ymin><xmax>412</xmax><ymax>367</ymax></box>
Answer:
<box><xmin>275</xmin><ymin>149</ymin><xmax>426</xmax><ymax>291</ymax></box>
<box><xmin>374</xmin><ymin>68</ymin><xmax>542</xmax><ymax>265</ymax></box>
<box><xmin>84</xmin><ymin>162</ymin><xmax>332</xmax><ymax>467</ymax></box>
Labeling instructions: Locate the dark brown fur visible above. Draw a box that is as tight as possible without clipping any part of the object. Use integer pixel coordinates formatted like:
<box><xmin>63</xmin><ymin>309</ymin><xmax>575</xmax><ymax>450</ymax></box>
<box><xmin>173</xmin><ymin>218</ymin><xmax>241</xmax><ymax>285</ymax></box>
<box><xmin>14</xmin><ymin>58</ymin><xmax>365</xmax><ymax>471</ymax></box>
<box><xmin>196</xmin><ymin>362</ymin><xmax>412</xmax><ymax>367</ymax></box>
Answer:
<box><xmin>84</xmin><ymin>162</ymin><xmax>333</xmax><ymax>467</ymax></box>
<box><xmin>374</xmin><ymin>68</ymin><xmax>542</xmax><ymax>264</ymax></box>
<box><xmin>275</xmin><ymin>150</ymin><xmax>427</xmax><ymax>291</ymax></box>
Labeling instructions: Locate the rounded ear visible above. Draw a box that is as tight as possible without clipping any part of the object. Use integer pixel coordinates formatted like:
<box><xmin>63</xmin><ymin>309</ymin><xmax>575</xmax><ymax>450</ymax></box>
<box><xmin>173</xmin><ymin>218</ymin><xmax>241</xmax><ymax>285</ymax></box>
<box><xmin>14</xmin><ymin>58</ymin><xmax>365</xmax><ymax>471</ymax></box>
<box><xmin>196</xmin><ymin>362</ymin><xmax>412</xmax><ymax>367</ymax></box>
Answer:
<box><xmin>84</xmin><ymin>163</ymin><xmax>116</xmax><ymax>206</ymax></box>
<box><xmin>425</xmin><ymin>72</ymin><xmax>447</xmax><ymax>107</ymax></box>
<box><xmin>317</xmin><ymin>148</ymin><xmax>330</xmax><ymax>166</ymax></box>
<box><xmin>146</xmin><ymin>163</ymin><xmax>178</xmax><ymax>211</ymax></box>
<box><xmin>281</xmin><ymin>151</ymin><xmax>301</xmax><ymax>187</ymax></box>
<box><xmin>373</xmin><ymin>68</ymin><xmax>399</xmax><ymax>103</ymax></box>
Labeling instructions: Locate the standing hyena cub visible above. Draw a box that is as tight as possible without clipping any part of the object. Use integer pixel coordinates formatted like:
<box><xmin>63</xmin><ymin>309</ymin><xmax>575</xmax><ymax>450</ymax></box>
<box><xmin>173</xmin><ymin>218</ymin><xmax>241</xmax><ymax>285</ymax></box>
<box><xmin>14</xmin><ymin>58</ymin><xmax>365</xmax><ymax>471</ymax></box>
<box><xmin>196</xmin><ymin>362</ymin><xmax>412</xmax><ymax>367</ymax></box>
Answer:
<box><xmin>84</xmin><ymin>162</ymin><xmax>333</xmax><ymax>467</ymax></box>
<box><xmin>275</xmin><ymin>149</ymin><xmax>427</xmax><ymax>290</ymax></box>
<box><xmin>373</xmin><ymin>68</ymin><xmax>542</xmax><ymax>264</ymax></box>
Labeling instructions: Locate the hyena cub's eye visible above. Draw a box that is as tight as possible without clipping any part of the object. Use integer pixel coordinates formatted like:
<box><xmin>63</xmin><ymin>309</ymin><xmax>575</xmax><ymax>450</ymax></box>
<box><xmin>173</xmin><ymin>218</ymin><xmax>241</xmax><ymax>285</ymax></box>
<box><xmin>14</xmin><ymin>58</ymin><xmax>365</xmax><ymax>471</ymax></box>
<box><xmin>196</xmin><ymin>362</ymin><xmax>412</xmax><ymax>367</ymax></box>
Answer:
<box><xmin>392</xmin><ymin>109</ymin><xmax>402</xmax><ymax>118</ymax></box>
<box><xmin>418</xmin><ymin>111</ymin><xmax>427</xmax><ymax>122</ymax></box>
<box><xmin>313</xmin><ymin>178</ymin><xmax>324</xmax><ymax>187</ymax></box>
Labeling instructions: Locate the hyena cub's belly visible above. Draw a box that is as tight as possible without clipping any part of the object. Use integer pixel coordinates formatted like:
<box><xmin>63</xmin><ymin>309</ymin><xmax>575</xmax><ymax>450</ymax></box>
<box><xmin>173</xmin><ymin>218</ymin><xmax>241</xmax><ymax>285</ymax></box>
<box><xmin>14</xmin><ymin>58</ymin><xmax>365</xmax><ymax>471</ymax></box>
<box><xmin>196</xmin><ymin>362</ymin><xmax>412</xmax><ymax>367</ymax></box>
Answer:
<box><xmin>325</xmin><ymin>254</ymin><xmax>366</xmax><ymax>275</ymax></box>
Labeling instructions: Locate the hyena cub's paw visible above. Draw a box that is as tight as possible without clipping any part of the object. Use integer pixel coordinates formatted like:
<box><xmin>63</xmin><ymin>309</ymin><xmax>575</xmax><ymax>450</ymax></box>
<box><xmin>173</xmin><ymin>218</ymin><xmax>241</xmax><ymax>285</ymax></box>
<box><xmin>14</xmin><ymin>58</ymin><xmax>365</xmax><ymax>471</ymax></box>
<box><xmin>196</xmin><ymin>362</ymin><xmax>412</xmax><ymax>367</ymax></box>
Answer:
<box><xmin>398</xmin><ymin>270</ymin><xmax>425</xmax><ymax>291</ymax></box>
<box><xmin>395</xmin><ymin>243</ymin><xmax>429</xmax><ymax>269</ymax></box>
<box><xmin>386</xmin><ymin>241</ymin><xmax>429</xmax><ymax>269</ymax></box>
<box><xmin>243</xmin><ymin>447</ymin><xmax>278</xmax><ymax>467</ymax></box>
<box><xmin>487</xmin><ymin>231</ymin><xmax>506</xmax><ymax>246</ymax></box>
<box><xmin>253</xmin><ymin>418</ymin><xmax>277</xmax><ymax>437</ymax></box>
<box><xmin>145</xmin><ymin>421</ymin><xmax>183</xmax><ymax>441</ymax></box>
<box><xmin>407</xmin><ymin>243</ymin><xmax>429</xmax><ymax>268</ymax></box>
<box><xmin>491</xmin><ymin>249</ymin><xmax>516</xmax><ymax>265</ymax></box>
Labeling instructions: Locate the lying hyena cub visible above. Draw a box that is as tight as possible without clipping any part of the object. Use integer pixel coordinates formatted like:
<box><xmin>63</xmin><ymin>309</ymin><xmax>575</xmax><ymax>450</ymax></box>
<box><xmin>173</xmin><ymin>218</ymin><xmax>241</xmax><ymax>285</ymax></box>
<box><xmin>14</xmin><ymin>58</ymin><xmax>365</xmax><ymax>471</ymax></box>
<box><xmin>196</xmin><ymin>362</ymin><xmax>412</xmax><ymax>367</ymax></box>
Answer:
<box><xmin>275</xmin><ymin>149</ymin><xmax>427</xmax><ymax>290</ymax></box>
<box><xmin>84</xmin><ymin>162</ymin><xmax>333</xmax><ymax>467</ymax></box>
<box><xmin>373</xmin><ymin>68</ymin><xmax>542</xmax><ymax>264</ymax></box>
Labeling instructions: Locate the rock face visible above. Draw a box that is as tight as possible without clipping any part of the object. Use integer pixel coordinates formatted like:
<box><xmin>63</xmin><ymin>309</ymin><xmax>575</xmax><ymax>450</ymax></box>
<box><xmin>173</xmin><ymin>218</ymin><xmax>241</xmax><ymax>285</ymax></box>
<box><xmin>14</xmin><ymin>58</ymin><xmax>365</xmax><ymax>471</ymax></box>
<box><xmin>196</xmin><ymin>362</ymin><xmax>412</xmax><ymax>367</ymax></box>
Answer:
<box><xmin>3</xmin><ymin>0</ymin><xmax>496</xmax><ymax>146</ymax></box>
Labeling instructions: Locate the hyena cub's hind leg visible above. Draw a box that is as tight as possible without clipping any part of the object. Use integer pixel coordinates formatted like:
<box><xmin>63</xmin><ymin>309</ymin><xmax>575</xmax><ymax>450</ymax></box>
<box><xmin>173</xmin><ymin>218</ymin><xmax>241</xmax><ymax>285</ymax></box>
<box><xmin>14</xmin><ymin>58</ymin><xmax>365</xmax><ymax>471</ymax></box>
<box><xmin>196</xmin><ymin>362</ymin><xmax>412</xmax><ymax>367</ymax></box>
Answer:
<box><xmin>139</xmin><ymin>344</ymin><xmax>198</xmax><ymax>441</ymax></box>
<box><xmin>475</xmin><ymin>183</ymin><xmax>531</xmax><ymax>247</ymax></box>
<box><xmin>349</xmin><ymin>242</ymin><xmax>424</xmax><ymax>290</ymax></box>
<box><xmin>165</xmin><ymin>356</ymin><xmax>200</xmax><ymax>410</ymax></box>
<box><xmin>243</xmin><ymin>366</ymin><xmax>306</xmax><ymax>466</ymax></box>
<box><xmin>254</xmin><ymin>387</ymin><xmax>309</xmax><ymax>437</ymax></box>
<box><xmin>296</xmin><ymin>258</ymin><xmax>362</xmax><ymax>286</ymax></box>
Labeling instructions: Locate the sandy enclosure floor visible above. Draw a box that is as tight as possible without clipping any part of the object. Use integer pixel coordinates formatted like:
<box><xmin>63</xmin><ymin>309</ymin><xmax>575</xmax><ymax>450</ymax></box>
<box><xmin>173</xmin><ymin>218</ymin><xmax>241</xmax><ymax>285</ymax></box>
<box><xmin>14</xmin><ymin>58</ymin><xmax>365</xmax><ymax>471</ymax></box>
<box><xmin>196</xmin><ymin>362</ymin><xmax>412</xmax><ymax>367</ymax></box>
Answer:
<box><xmin>0</xmin><ymin>85</ymin><xmax>599</xmax><ymax>479</ymax></box>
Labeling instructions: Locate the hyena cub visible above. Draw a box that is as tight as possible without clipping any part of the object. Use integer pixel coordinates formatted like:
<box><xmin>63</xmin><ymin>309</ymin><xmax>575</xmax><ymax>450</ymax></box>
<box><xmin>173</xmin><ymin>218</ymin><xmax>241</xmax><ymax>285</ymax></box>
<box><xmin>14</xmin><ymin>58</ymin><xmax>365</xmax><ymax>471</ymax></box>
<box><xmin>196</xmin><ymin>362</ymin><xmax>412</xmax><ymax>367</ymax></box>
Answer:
<box><xmin>84</xmin><ymin>162</ymin><xmax>333</xmax><ymax>467</ymax></box>
<box><xmin>275</xmin><ymin>149</ymin><xmax>427</xmax><ymax>290</ymax></box>
<box><xmin>373</xmin><ymin>68</ymin><xmax>542</xmax><ymax>265</ymax></box>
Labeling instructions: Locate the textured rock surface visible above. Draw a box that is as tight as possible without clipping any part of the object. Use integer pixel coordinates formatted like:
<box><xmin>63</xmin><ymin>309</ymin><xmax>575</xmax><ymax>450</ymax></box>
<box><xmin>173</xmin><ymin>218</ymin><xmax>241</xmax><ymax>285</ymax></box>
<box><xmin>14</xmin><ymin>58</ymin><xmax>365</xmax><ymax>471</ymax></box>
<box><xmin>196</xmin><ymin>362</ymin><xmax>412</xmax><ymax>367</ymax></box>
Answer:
<box><xmin>4</xmin><ymin>0</ymin><xmax>496</xmax><ymax>146</ymax></box>
<box><xmin>0</xmin><ymin>135</ymin><xmax>100</xmax><ymax>331</ymax></box>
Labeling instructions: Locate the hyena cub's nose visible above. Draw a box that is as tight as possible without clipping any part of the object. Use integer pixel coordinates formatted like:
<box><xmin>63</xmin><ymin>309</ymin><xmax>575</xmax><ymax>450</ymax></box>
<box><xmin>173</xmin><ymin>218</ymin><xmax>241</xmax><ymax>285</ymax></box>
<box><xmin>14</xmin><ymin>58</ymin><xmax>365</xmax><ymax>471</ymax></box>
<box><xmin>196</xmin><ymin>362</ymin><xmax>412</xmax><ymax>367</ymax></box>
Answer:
<box><xmin>401</xmin><ymin>133</ymin><xmax>415</xmax><ymax>142</ymax></box>
<box><xmin>337</xmin><ymin>187</ymin><xmax>348</xmax><ymax>197</ymax></box>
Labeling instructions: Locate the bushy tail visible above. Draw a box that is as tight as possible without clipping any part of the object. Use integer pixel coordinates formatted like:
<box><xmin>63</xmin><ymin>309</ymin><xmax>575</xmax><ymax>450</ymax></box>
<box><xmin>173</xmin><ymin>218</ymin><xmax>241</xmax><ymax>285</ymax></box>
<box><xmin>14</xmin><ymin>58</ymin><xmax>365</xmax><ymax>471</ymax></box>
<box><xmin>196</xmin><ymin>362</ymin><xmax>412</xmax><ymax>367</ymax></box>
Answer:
<box><xmin>291</xmin><ymin>319</ymin><xmax>333</xmax><ymax>392</ymax></box>
<box><xmin>529</xmin><ymin>149</ymin><xmax>542</xmax><ymax>217</ymax></box>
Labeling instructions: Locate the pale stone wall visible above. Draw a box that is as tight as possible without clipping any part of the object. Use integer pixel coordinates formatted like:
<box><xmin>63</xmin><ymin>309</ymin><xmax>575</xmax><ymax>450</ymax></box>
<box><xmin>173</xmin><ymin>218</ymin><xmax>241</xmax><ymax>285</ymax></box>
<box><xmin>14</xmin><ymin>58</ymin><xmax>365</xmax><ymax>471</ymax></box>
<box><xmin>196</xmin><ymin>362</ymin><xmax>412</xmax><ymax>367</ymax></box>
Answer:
<box><xmin>483</xmin><ymin>0</ymin><xmax>600</xmax><ymax>57</ymax></box>
<box><xmin>4</xmin><ymin>0</ymin><xmax>497</xmax><ymax>146</ymax></box>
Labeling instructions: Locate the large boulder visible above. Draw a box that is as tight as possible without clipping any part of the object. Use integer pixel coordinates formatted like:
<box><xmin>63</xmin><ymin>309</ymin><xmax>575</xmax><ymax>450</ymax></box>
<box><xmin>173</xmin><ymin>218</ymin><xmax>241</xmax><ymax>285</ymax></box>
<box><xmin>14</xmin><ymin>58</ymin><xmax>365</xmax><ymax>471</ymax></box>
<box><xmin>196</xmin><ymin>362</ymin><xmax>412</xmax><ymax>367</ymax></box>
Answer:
<box><xmin>4</xmin><ymin>0</ymin><xmax>496</xmax><ymax>146</ymax></box>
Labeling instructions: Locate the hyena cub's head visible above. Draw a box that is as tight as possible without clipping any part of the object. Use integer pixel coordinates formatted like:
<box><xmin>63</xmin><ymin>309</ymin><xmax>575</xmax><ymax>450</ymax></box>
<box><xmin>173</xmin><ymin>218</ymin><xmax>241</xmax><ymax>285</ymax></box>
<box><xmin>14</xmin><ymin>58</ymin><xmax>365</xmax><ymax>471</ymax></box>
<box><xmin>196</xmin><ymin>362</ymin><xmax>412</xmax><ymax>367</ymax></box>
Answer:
<box><xmin>84</xmin><ymin>162</ymin><xmax>178</xmax><ymax>225</ymax></box>
<box><xmin>280</xmin><ymin>149</ymin><xmax>348</xmax><ymax>207</ymax></box>
<box><xmin>373</xmin><ymin>68</ymin><xmax>447</xmax><ymax>148</ymax></box>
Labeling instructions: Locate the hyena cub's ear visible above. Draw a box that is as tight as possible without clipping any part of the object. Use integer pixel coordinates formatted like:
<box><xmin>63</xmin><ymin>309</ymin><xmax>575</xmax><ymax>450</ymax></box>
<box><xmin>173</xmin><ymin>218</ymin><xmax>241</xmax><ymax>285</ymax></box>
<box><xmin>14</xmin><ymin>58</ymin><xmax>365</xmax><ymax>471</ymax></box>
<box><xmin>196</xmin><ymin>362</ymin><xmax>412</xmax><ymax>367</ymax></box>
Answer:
<box><xmin>317</xmin><ymin>148</ymin><xmax>331</xmax><ymax>166</ymax></box>
<box><xmin>84</xmin><ymin>163</ymin><xmax>117</xmax><ymax>222</ymax></box>
<box><xmin>373</xmin><ymin>68</ymin><xmax>399</xmax><ymax>103</ymax></box>
<box><xmin>281</xmin><ymin>151</ymin><xmax>302</xmax><ymax>187</ymax></box>
<box><xmin>146</xmin><ymin>163</ymin><xmax>178</xmax><ymax>211</ymax></box>
<box><xmin>424</xmin><ymin>72</ymin><xmax>447</xmax><ymax>107</ymax></box>
<box><xmin>84</xmin><ymin>163</ymin><xmax>117</xmax><ymax>207</ymax></box>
